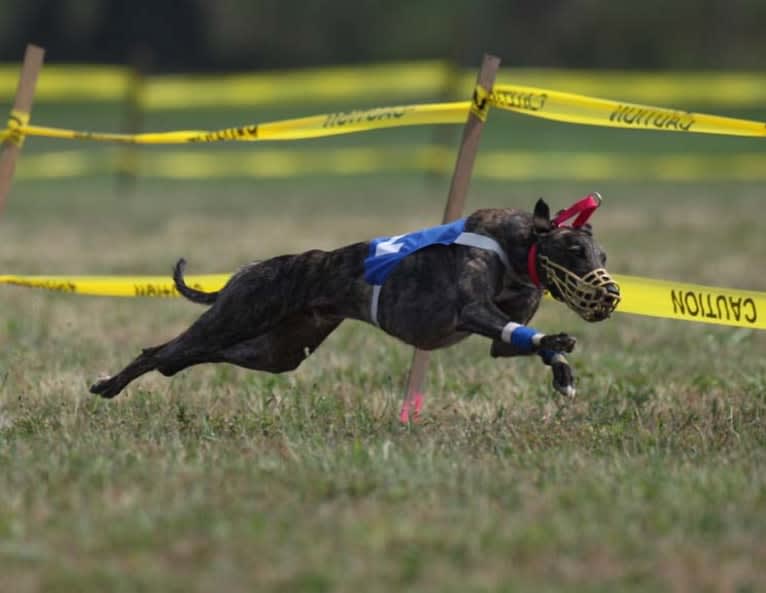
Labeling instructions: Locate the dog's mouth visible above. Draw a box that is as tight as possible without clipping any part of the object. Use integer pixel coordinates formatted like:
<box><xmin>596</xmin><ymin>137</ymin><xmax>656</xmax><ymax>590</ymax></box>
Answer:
<box><xmin>540</xmin><ymin>256</ymin><xmax>621</xmax><ymax>322</ymax></box>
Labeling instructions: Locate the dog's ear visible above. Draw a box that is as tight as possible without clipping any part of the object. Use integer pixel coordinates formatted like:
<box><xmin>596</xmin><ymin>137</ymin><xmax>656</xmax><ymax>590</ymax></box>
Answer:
<box><xmin>533</xmin><ymin>198</ymin><xmax>552</xmax><ymax>233</ymax></box>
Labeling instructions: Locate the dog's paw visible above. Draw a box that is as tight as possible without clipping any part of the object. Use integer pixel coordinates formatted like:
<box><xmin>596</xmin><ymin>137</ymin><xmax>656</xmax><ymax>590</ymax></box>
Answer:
<box><xmin>554</xmin><ymin>381</ymin><xmax>576</xmax><ymax>399</ymax></box>
<box><xmin>539</xmin><ymin>333</ymin><xmax>576</xmax><ymax>353</ymax></box>
<box><xmin>551</xmin><ymin>358</ymin><xmax>576</xmax><ymax>398</ymax></box>
<box><xmin>90</xmin><ymin>376</ymin><xmax>121</xmax><ymax>399</ymax></box>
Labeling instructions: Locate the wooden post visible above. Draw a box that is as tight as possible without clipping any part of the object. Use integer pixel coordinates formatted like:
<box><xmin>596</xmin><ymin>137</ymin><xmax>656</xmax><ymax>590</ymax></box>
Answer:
<box><xmin>400</xmin><ymin>53</ymin><xmax>501</xmax><ymax>424</ymax></box>
<box><xmin>0</xmin><ymin>44</ymin><xmax>45</xmax><ymax>214</ymax></box>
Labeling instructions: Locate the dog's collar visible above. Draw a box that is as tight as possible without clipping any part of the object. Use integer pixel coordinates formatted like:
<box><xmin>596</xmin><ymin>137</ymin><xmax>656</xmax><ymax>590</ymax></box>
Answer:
<box><xmin>527</xmin><ymin>193</ymin><xmax>601</xmax><ymax>289</ymax></box>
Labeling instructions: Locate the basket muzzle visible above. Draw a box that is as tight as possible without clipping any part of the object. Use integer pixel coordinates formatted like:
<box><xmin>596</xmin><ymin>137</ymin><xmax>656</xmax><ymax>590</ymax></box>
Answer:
<box><xmin>539</xmin><ymin>255</ymin><xmax>621</xmax><ymax>321</ymax></box>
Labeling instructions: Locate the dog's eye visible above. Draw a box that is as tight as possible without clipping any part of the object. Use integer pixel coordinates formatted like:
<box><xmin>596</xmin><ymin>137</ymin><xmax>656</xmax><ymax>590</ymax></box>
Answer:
<box><xmin>569</xmin><ymin>245</ymin><xmax>585</xmax><ymax>255</ymax></box>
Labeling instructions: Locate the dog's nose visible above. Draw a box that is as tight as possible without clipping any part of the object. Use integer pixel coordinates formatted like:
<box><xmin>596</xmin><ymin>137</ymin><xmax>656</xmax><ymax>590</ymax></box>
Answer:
<box><xmin>605</xmin><ymin>283</ymin><xmax>620</xmax><ymax>297</ymax></box>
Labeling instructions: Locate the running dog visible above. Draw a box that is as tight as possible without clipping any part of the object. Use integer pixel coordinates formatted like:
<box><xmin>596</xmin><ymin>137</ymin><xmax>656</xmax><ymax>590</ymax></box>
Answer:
<box><xmin>90</xmin><ymin>194</ymin><xmax>620</xmax><ymax>399</ymax></box>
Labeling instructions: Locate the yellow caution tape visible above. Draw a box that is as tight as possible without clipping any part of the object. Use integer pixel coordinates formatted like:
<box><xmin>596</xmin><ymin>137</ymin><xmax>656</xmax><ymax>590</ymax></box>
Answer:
<box><xmin>612</xmin><ymin>274</ymin><xmax>764</xmax><ymax>330</ymax></box>
<box><xmin>202</xmin><ymin>101</ymin><xmax>469</xmax><ymax>141</ymax></box>
<box><xmin>490</xmin><ymin>70</ymin><xmax>766</xmax><ymax>109</ymax></box>
<box><xmin>2</xmin><ymin>109</ymin><xmax>29</xmax><ymax>147</ymax></box>
<box><xmin>9</xmin><ymin>100</ymin><xmax>471</xmax><ymax>145</ymax></box>
<box><xmin>470</xmin><ymin>84</ymin><xmax>490</xmax><ymax>122</ymax></box>
<box><xmin>490</xmin><ymin>84</ymin><xmax>766</xmax><ymax>137</ymax></box>
<box><xmin>1</xmin><ymin>271</ymin><xmax>763</xmax><ymax>330</ymax></box>
<box><xmin>5</xmin><ymin>84</ymin><xmax>766</xmax><ymax>146</ymax></box>
<box><xmin>14</xmin><ymin>148</ymin><xmax>766</xmax><ymax>182</ymax></box>
<box><xmin>0</xmin><ymin>274</ymin><xmax>229</xmax><ymax>298</ymax></box>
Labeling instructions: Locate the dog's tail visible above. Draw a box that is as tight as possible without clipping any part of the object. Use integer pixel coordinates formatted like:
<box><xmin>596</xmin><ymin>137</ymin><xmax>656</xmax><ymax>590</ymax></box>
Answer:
<box><xmin>173</xmin><ymin>258</ymin><xmax>219</xmax><ymax>305</ymax></box>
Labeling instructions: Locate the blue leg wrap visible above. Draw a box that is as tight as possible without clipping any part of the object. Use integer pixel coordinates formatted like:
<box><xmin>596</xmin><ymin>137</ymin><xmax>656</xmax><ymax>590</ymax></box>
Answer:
<box><xmin>510</xmin><ymin>326</ymin><xmax>537</xmax><ymax>351</ymax></box>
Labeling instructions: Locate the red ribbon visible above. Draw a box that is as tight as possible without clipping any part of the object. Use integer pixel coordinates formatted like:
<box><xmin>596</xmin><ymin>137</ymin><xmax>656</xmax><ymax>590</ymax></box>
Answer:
<box><xmin>552</xmin><ymin>192</ymin><xmax>601</xmax><ymax>228</ymax></box>
<box><xmin>527</xmin><ymin>193</ymin><xmax>601</xmax><ymax>287</ymax></box>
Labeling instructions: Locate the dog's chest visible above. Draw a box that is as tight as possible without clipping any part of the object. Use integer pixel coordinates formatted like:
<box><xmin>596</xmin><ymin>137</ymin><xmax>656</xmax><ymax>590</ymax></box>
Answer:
<box><xmin>494</xmin><ymin>285</ymin><xmax>543</xmax><ymax>324</ymax></box>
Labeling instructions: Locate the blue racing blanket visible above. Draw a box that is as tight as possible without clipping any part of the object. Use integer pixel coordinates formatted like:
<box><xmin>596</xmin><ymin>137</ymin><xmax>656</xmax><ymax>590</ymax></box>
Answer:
<box><xmin>364</xmin><ymin>218</ymin><xmax>467</xmax><ymax>285</ymax></box>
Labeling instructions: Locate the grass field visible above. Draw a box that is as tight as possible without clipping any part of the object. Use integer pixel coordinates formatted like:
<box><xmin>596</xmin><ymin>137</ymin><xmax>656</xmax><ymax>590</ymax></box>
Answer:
<box><xmin>1</xmin><ymin>99</ymin><xmax>766</xmax><ymax>592</ymax></box>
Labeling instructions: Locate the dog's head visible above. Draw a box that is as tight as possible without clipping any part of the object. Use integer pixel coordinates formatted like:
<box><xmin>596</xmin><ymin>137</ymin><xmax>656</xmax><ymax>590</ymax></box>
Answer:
<box><xmin>530</xmin><ymin>197</ymin><xmax>620</xmax><ymax>322</ymax></box>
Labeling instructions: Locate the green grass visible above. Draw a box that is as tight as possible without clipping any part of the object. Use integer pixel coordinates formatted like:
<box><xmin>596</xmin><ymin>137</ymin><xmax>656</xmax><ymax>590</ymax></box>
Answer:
<box><xmin>1</xmin><ymin>98</ymin><xmax>766</xmax><ymax>593</ymax></box>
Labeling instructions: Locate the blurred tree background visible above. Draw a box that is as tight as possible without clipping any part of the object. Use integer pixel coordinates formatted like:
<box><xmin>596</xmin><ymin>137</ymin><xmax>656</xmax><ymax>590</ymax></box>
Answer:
<box><xmin>1</xmin><ymin>0</ymin><xmax>765</xmax><ymax>71</ymax></box>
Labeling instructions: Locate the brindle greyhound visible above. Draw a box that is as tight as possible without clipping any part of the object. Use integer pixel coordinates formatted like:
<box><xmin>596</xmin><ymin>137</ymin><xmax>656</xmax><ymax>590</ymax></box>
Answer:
<box><xmin>90</xmin><ymin>195</ymin><xmax>620</xmax><ymax>400</ymax></box>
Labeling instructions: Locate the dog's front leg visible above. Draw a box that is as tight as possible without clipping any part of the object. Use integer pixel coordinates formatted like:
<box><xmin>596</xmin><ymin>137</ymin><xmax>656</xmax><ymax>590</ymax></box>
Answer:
<box><xmin>490</xmin><ymin>340</ymin><xmax>576</xmax><ymax>398</ymax></box>
<box><xmin>538</xmin><ymin>349</ymin><xmax>576</xmax><ymax>398</ymax></box>
<box><xmin>457</xmin><ymin>302</ymin><xmax>577</xmax><ymax>397</ymax></box>
<box><xmin>458</xmin><ymin>301</ymin><xmax>576</xmax><ymax>354</ymax></box>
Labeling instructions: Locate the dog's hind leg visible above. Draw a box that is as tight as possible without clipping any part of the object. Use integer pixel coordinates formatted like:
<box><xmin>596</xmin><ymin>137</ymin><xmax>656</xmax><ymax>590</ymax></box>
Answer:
<box><xmin>90</xmin><ymin>310</ymin><xmax>232</xmax><ymax>398</ymax></box>
<box><xmin>91</xmin><ymin>334</ymin><xmax>230</xmax><ymax>398</ymax></box>
<box><xmin>90</xmin><ymin>313</ymin><xmax>341</xmax><ymax>398</ymax></box>
<box><xmin>217</xmin><ymin>314</ymin><xmax>342</xmax><ymax>373</ymax></box>
<box><xmin>91</xmin><ymin>247</ymin><xmax>352</xmax><ymax>398</ymax></box>
<box><xmin>156</xmin><ymin>313</ymin><xmax>341</xmax><ymax>376</ymax></box>
<box><xmin>90</xmin><ymin>342</ymin><xmax>171</xmax><ymax>398</ymax></box>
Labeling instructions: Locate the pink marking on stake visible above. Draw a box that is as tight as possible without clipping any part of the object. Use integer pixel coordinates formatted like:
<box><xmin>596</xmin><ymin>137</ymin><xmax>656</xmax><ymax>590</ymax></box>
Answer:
<box><xmin>399</xmin><ymin>391</ymin><xmax>425</xmax><ymax>424</ymax></box>
<box><xmin>412</xmin><ymin>392</ymin><xmax>424</xmax><ymax>415</ymax></box>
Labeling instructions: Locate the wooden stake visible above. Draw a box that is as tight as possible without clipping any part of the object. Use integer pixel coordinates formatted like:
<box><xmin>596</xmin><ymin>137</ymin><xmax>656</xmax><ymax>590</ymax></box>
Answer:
<box><xmin>400</xmin><ymin>53</ymin><xmax>501</xmax><ymax>423</ymax></box>
<box><xmin>0</xmin><ymin>44</ymin><xmax>45</xmax><ymax>215</ymax></box>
